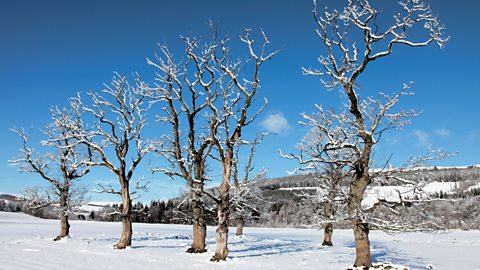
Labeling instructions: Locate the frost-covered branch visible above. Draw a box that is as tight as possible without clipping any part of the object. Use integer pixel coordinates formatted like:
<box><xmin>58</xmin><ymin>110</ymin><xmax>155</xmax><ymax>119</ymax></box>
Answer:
<box><xmin>294</xmin><ymin>0</ymin><xmax>447</xmax><ymax>266</ymax></box>
<box><xmin>307</xmin><ymin>0</ymin><xmax>448</xmax><ymax>90</ymax></box>
<box><xmin>10</xmin><ymin>100</ymin><xmax>93</xmax><ymax>240</ymax></box>
<box><xmin>73</xmin><ymin>73</ymin><xmax>152</xmax><ymax>249</ymax></box>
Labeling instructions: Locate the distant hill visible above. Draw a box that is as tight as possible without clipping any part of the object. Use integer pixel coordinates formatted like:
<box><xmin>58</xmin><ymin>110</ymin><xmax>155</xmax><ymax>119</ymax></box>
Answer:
<box><xmin>0</xmin><ymin>193</ymin><xmax>21</xmax><ymax>202</ymax></box>
<box><xmin>3</xmin><ymin>165</ymin><xmax>479</xmax><ymax>230</ymax></box>
<box><xmin>244</xmin><ymin>165</ymin><xmax>480</xmax><ymax>229</ymax></box>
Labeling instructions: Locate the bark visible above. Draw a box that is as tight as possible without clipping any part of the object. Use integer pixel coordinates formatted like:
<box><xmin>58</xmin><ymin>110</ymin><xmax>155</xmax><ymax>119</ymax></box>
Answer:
<box><xmin>186</xmin><ymin>182</ymin><xmax>207</xmax><ymax>253</ymax></box>
<box><xmin>54</xmin><ymin>189</ymin><xmax>70</xmax><ymax>241</ymax></box>
<box><xmin>348</xmin><ymin>170</ymin><xmax>373</xmax><ymax>267</ymax></box>
<box><xmin>235</xmin><ymin>216</ymin><xmax>245</xmax><ymax>237</ymax></box>
<box><xmin>114</xmin><ymin>182</ymin><xmax>133</xmax><ymax>249</ymax></box>
<box><xmin>322</xmin><ymin>186</ymin><xmax>335</xmax><ymax>246</ymax></box>
<box><xmin>353</xmin><ymin>219</ymin><xmax>372</xmax><ymax>268</ymax></box>
<box><xmin>345</xmin><ymin>124</ymin><xmax>373</xmax><ymax>267</ymax></box>
<box><xmin>211</xmin><ymin>168</ymin><xmax>230</xmax><ymax>262</ymax></box>
<box><xmin>322</xmin><ymin>223</ymin><xmax>333</xmax><ymax>246</ymax></box>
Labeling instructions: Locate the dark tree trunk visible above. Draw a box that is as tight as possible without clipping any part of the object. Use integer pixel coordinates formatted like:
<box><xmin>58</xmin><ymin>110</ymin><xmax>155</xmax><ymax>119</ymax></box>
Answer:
<box><xmin>54</xmin><ymin>189</ymin><xmax>70</xmax><ymax>241</ymax></box>
<box><xmin>114</xmin><ymin>184</ymin><xmax>132</xmax><ymax>249</ymax></box>
<box><xmin>353</xmin><ymin>219</ymin><xmax>372</xmax><ymax>268</ymax></box>
<box><xmin>235</xmin><ymin>216</ymin><xmax>244</xmax><ymax>237</ymax></box>
<box><xmin>322</xmin><ymin>223</ymin><xmax>333</xmax><ymax>246</ymax></box>
<box><xmin>211</xmin><ymin>175</ymin><xmax>230</xmax><ymax>262</ymax></box>
<box><xmin>186</xmin><ymin>183</ymin><xmax>207</xmax><ymax>253</ymax></box>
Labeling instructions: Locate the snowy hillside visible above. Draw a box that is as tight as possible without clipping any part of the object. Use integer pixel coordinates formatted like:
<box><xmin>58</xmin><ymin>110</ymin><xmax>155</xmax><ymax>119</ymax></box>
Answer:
<box><xmin>0</xmin><ymin>212</ymin><xmax>479</xmax><ymax>270</ymax></box>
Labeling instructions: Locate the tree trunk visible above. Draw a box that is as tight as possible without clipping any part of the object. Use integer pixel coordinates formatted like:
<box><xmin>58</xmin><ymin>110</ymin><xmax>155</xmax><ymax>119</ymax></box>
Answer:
<box><xmin>114</xmin><ymin>183</ymin><xmax>132</xmax><ymax>249</ymax></box>
<box><xmin>353</xmin><ymin>219</ymin><xmax>372</xmax><ymax>268</ymax></box>
<box><xmin>211</xmin><ymin>173</ymin><xmax>230</xmax><ymax>262</ymax></box>
<box><xmin>347</xmin><ymin>142</ymin><xmax>373</xmax><ymax>268</ymax></box>
<box><xmin>235</xmin><ymin>216</ymin><xmax>244</xmax><ymax>237</ymax></box>
<box><xmin>54</xmin><ymin>189</ymin><xmax>70</xmax><ymax>241</ymax></box>
<box><xmin>186</xmin><ymin>184</ymin><xmax>207</xmax><ymax>253</ymax></box>
<box><xmin>322</xmin><ymin>223</ymin><xmax>333</xmax><ymax>246</ymax></box>
<box><xmin>322</xmin><ymin>191</ymin><xmax>334</xmax><ymax>246</ymax></box>
<box><xmin>349</xmin><ymin>177</ymin><xmax>373</xmax><ymax>268</ymax></box>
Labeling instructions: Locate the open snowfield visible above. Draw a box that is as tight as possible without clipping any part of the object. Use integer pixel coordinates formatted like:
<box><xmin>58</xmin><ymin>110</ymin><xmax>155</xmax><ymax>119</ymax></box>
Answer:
<box><xmin>0</xmin><ymin>212</ymin><xmax>479</xmax><ymax>270</ymax></box>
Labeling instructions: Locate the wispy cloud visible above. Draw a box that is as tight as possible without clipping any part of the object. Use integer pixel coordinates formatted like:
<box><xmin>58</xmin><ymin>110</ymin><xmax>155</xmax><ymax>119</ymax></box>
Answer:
<box><xmin>434</xmin><ymin>128</ymin><xmax>451</xmax><ymax>138</ymax></box>
<box><xmin>412</xmin><ymin>130</ymin><xmax>429</xmax><ymax>147</ymax></box>
<box><xmin>259</xmin><ymin>112</ymin><xmax>291</xmax><ymax>134</ymax></box>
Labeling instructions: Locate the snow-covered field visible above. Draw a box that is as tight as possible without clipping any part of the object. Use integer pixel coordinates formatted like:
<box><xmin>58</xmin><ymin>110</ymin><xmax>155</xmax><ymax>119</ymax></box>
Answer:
<box><xmin>0</xmin><ymin>212</ymin><xmax>479</xmax><ymax>270</ymax></box>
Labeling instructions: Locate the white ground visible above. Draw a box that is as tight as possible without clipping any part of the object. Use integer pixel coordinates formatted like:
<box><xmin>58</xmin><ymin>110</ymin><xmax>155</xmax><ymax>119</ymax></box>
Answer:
<box><xmin>0</xmin><ymin>212</ymin><xmax>479</xmax><ymax>270</ymax></box>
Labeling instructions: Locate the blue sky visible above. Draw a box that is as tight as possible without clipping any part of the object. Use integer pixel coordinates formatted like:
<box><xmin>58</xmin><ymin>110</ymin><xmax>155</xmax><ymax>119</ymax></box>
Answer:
<box><xmin>1</xmin><ymin>0</ymin><xmax>479</xmax><ymax>203</ymax></box>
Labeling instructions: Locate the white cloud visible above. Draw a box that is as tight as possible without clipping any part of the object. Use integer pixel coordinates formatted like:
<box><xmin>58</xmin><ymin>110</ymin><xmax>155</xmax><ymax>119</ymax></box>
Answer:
<box><xmin>434</xmin><ymin>128</ymin><xmax>451</xmax><ymax>138</ymax></box>
<box><xmin>413</xmin><ymin>130</ymin><xmax>429</xmax><ymax>147</ymax></box>
<box><xmin>259</xmin><ymin>112</ymin><xmax>291</xmax><ymax>134</ymax></box>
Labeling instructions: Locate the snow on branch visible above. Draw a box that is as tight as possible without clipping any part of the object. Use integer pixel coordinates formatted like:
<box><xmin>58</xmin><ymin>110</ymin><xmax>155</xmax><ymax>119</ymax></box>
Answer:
<box><xmin>307</xmin><ymin>0</ymin><xmax>448</xmax><ymax>90</ymax></box>
<box><xmin>73</xmin><ymin>73</ymin><xmax>152</xmax><ymax>183</ymax></box>
<box><xmin>10</xmin><ymin>101</ymin><xmax>93</xmax><ymax>219</ymax></box>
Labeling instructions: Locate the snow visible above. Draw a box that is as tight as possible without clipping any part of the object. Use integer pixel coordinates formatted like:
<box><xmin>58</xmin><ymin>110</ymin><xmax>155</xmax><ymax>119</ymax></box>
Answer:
<box><xmin>77</xmin><ymin>202</ymin><xmax>119</xmax><ymax>212</ymax></box>
<box><xmin>278</xmin><ymin>187</ymin><xmax>320</xmax><ymax>191</ymax></box>
<box><xmin>467</xmin><ymin>183</ymin><xmax>480</xmax><ymax>192</ymax></box>
<box><xmin>279</xmin><ymin>182</ymin><xmax>461</xmax><ymax>209</ymax></box>
<box><xmin>1</xmin><ymin>212</ymin><xmax>479</xmax><ymax>270</ymax></box>
<box><xmin>362</xmin><ymin>182</ymin><xmax>459</xmax><ymax>209</ymax></box>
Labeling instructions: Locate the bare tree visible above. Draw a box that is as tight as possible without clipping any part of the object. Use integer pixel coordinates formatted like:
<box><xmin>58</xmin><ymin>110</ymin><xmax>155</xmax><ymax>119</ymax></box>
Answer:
<box><xmin>206</xmin><ymin>29</ymin><xmax>278</xmax><ymax>261</ymax></box>
<box><xmin>285</xmin><ymin>101</ymin><xmax>451</xmax><ymax>266</ymax></box>
<box><xmin>74</xmin><ymin>73</ymin><xmax>151</xmax><ymax>249</ymax></box>
<box><xmin>10</xmin><ymin>101</ymin><xmax>92</xmax><ymax>241</ymax></box>
<box><xmin>231</xmin><ymin>134</ymin><xmax>267</xmax><ymax>237</ymax></box>
<box><xmin>21</xmin><ymin>185</ymin><xmax>89</xmax><ymax>219</ymax></box>
<box><xmin>280</xmin><ymin>110</ymin><xmax>355</xmax><ymax>246</ymax></box>
<box><xmin>290</xmin><ymin>0</ymin><xmax>448</xmax><ymax>267</ymax></box>
<box><xmin>146</xmin><ymin>35</ymin><xmax>221</xmax><ymax>253</ymax></box>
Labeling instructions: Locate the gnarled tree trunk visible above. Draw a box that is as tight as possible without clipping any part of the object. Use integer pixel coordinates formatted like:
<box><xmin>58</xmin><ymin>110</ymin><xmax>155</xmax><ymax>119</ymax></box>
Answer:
<box><xmin>353</xmin><ymin>219</ymin><xmax>371</xmax><ymax>267</ymax></box>
<box><xmin>54</xmin><ymin>189</ymin><xmax>70</xmax><ymax>241</ymax></box>
<box><xmin>187</xmin><ymin>182</ymin><xmax>207</xmax><ymax>253</ymax></box>
<box><xmin>114</xmin><ymin>183</ymin><xmax>133</xmax><ymax>249</ymax></box>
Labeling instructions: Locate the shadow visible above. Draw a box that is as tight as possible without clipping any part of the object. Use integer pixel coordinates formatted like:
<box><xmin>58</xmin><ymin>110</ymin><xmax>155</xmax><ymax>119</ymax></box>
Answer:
<box><xmin>133</xmin><ymin>234</ymin><xmax>192</xmax><ymax>242</ymax></box>
<box><xmin>345</xmin><ymin>240</ymin><xmax>428</xmax><ymax>269</ymax></box>
<box><xmin>228</xmin><ymin>237</ymin><xmax>317</xmax><ymax>259</ymax></box>
<box><xmin>131</xmin><ymin>245</ymin><xmax>185</xmax><ymax>249</ymax></box>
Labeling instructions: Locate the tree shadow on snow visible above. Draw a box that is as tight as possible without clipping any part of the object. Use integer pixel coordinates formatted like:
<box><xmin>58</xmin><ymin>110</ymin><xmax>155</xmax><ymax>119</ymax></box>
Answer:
<box><xmin>345</xmin><ymin>240</ymin><xmax>427</xmax><ymax>269</ymax></box>
<box><xmin>228</xmin><ymin>237</ymin><xmax>316</xmax><ymax>259</ymax></box>
<box><xmin>79</xmin><ymin>234</ymin><xmax>193</xmax><ymax>250</ymax></box>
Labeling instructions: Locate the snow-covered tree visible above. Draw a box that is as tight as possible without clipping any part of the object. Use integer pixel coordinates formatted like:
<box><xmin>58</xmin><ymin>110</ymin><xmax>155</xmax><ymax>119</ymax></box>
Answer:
<box><xmin>21</xmin><ymin>185</ymin><xmax>89</xmax><ymax>219</ymax></box>
<box><xmin>287</xmin><ymin>120</ymin><xmax>353</xmax><ymax>246</ymax></box>
<box><xmin>231</xmin><ymin>134</ymin><xmax>267</xmax><ymax>237</ymax></box>
<box><xmin>207</xmin><ymin>29</ymin><xmax>278</xmax><ymax>261</ymax></box>
<box><xmin>74</xmin><ymin>73</ymin><xmax>151</xmax><ymax>249</ymax></box>
<box><xmin>148</xmin><ymin>27</ymin><xmax>277</xmax><ymax>259</ymax></box>
<box><xmin>146</xmin><ymin>34</ymin><xmax>222</xmax><ymax>254</ymax></box>
<box><xmin>288</xmin><ymin>0</ymin><xmax>448</xmax><ymax>267</ymax></box>
<box><xmin>10</xmin><ymin>101</ymin><xmax>92</xmax><ymax>241</ymax></box>
<box><xmin>285</xmin><ymin>107</ymin><xmax>452</xmax><ymax>247</ymax></box>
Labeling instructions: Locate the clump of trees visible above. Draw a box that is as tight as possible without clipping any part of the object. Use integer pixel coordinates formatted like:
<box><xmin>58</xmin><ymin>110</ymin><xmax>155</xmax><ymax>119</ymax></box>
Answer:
<box><xmin>9</xmin><ymin>0</ymin><xmax>466</xmax><ymax>267</ymax></box>
<box><xmin>10</xmin><ymin>26</ymin><xmax>277</xmax><ymax>257</ymax></box>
